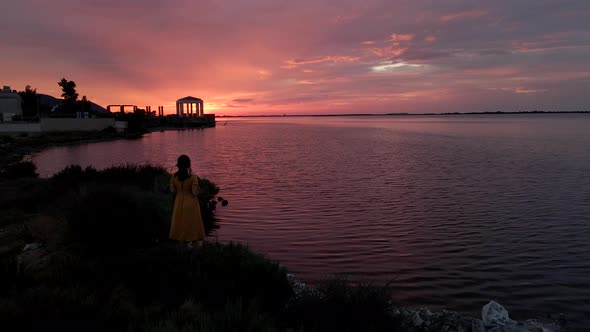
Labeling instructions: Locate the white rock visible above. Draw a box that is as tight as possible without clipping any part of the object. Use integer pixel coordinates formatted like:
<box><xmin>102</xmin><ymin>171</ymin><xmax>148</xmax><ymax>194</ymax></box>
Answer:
<box><xmin>482</xmin><ymin>301</ymin><xmax>517</xmax><ymax>327</ymax></box>
<box><xmin>412</xmin><ymin>312</ymin><xmax>424</xmax><ymax>326</ymax></box>
<box><xmin>421</xmin><ymin>308</ymin><xmax>433</xmax><ymax>317</ymax></box>
<box><xmin>23</xmin><ymin>242</ymin><xmax>44</xmax><ymax>252</ymax></box>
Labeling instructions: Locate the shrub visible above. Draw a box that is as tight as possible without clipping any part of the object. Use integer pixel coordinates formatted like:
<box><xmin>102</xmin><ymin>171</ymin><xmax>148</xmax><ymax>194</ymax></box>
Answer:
<box><xmin>0</xmin><ymin>286</ymin><xmax>108</xmax><ymax>332</ymax></box>
<box><xmin>50</xmin><ymin>164</ymin><xmax>223</xmax><ymax>233</ymax></box>
<box><xmin>51</xmin><ymin>165</ymin><xmax>98</xmax><ymax>185</ymax></box>
<box><xmin>61</xmin><ymin>184</ymin><xmax>170</xmax><ymax>253</ymax></box>
<box><xmin>120</xmin><ymin>242</ymin><xmax>293</xmax><ymax>313</ymax></box>
<box><xmin>285</xmin><ymin>277</ymin><xmax>398</xmax><ymax>331</ymax></box>
<box><xmin>97</xmin><ymin>164</ymin><xmax>169</xmax><ymax>190</ymax></box>
<box><xmin>1</xmin><ymin>161</ymin><xmax>38</xmax><ymax>179</ymax></box>
<box><xmin>0</xmin><ymin>135</ymin><xmax>15</xmax><ymax>144</ymax></box>
<box><xmin>0</xmin><ymin>242</ymin><xmax>293</xmax><ymax>332</ymax></box>
<box><xmin>0</xmin><ymin>177</ymin><xmax>52</xmax><ymax>212</ymax></box>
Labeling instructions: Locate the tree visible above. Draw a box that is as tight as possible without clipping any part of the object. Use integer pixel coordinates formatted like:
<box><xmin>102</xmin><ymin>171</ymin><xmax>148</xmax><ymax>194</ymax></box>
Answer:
<box><xmin>58</xmin><ymin>78</ymin><xmax>79</xmax><ymax>112</ymax></box>
<box><xmin>79</xmin><ymin>95</ymin><xmax>92</xmax><ymax>113</ymax></box>
<box><xmin>18</xmin><ymin>85</ymin><xmax>38</xmax><ymax>118</ymax></box>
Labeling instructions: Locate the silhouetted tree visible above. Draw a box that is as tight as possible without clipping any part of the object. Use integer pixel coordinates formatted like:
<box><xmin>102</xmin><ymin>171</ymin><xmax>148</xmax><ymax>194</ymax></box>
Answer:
<box><xmin>78</xmin><ymin>95</ymin><xmax>92</xmax><ymax>113</ymax></box>
<box><xmin>17</xmin><ymin>85</ymin><xmax>39</xmax><ymax>118</ymax></box>
<box><xmin>58</xmin><ymin>78</ymin><xmax>79</xmax><ymax>112</ymax></box>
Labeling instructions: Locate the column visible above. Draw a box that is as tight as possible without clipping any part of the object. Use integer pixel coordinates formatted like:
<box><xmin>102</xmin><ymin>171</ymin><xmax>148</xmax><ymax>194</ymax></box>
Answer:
<box><xmin>200</xmin><ymin>101</ymin><xmax>204</xmax><ymax>116</ymax></box>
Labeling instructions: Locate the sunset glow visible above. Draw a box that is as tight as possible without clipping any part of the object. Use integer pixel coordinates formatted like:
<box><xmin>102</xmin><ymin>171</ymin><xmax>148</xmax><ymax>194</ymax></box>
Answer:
<box><xmin>1</xmin><ymin>0</ymin><xmax>589</xmax><ymax>115</ymax></box>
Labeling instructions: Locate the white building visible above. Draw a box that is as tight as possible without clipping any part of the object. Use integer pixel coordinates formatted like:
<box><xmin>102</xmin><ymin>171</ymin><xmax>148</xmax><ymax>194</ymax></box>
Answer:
<box><xmin>176</xmin><ymin>96</ymin><xmax>204</xmax><ymax>117</ymax></box>
<box><xmin>0</xmin><ymin>86</ymin><xmax>23</xmax><ymax>122</ymax></box>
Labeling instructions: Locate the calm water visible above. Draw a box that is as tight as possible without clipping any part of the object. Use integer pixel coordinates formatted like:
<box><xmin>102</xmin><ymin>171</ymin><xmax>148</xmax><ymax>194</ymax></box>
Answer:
<box><xmin>32</xmin><ymin>115</ymin><xmax>590</xmax><ymax>323</ymax></box>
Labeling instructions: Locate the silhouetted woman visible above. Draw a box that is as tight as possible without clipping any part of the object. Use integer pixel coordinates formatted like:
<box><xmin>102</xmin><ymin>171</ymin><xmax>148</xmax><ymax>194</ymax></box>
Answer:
<box><xmin>169</xmin><ymin>155</ymin><xmax>205</xmax><ymax>247</ymax></box>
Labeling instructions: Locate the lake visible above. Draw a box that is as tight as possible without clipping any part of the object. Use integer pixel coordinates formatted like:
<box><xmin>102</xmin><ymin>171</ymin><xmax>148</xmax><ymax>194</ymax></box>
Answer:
<box><xmin>31</xmin><ymin>114</ymin><xmax>590</xmax><ymax>323</ymax></box>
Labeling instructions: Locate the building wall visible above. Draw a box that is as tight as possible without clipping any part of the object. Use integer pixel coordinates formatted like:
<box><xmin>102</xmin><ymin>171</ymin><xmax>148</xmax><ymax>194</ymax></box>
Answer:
<box><xmin>40</xmin><ymin>118</ymin><xmax>116</xmax><ymax>132</ymax></box>
<box><xmin>0</xmin><ymin>98</ymin><xmax>23</xmax><ymax>116</ymax></box>
<box><xmin>0</xmin><ymin>123</ymin><xmax>42</xmax><ymax>133</ymax></box>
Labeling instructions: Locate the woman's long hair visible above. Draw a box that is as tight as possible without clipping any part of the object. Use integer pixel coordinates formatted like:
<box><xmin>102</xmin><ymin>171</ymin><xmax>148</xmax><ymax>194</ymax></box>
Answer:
<box><xmin>175</xmin><ymin>155</ymin><xmax>191</xmax><ymax>182</ymax></box>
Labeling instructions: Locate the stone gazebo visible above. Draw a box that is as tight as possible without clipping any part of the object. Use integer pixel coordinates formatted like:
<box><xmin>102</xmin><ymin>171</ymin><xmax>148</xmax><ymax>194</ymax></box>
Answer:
<box><xmin>176</xmin><ymin>96</ymin><xmax>204</xmax><ymax>117</ymax></box>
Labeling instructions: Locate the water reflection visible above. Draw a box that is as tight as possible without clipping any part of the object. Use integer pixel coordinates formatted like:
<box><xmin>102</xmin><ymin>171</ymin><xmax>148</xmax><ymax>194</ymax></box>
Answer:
<box><xmin>32</xmin><ymin>115</ymin><xmax>590</xmax><ymax>324</ymax></box>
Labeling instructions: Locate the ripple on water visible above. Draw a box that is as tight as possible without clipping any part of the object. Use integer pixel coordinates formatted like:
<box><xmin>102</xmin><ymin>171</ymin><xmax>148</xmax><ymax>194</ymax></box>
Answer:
<box><xmin>31</xmin><ymin>116</ymin><xmax>590</xmax><ymax>325</ymax></box>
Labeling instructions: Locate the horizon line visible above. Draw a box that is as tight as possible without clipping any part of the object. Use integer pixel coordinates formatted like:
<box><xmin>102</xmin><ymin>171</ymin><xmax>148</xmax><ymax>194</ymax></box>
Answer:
<box><xmin>216</xmin><ymin>110</ymin><xmax>590</xmax><ymax>118</ymax></box>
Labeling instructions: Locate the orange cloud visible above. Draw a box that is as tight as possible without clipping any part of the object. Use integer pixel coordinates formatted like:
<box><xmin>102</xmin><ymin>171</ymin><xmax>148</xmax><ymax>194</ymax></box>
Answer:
<box><xmin>284</xmin><ymin>55</ymin><xmax>360</xmax><ymax>68</ymax></box>
<box><xmin>389</xmin><ymin>33</ymin><xmax>414</xmax><ymax>42</ymax></box>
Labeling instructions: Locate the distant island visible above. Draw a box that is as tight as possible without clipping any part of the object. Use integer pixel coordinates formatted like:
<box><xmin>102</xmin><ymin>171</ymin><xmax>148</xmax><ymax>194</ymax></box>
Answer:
<box><xmin>217</xmin><ymin>110</ymin><xmax>590</xmax><ymax>118</ymax></box>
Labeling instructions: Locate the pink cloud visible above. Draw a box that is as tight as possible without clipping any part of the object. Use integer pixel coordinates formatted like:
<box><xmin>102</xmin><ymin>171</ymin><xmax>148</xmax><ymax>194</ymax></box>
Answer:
<box><xmin>441</xmin><ymin>9</ymin><xmax>489</xmax><ymax>22</ymax></box>
<box><xmin>1</xmin><ymin>0</ymin><xmax>589</xmax><ymax>115</ymax></box>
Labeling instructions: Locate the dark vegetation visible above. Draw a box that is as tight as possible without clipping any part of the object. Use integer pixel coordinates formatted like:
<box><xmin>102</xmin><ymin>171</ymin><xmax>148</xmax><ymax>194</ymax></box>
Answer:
<box><xmin>0</xmin><ymin>163</ymin><xmax>399</xmax><ymax>331</ymax></box>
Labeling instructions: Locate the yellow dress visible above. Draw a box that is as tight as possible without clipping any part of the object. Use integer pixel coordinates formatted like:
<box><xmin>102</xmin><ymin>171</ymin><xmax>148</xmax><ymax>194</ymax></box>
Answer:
<box><xmin>169</xmin><ymin>174</ymin><xmax>206</xmax><ymax>241</ymax></box>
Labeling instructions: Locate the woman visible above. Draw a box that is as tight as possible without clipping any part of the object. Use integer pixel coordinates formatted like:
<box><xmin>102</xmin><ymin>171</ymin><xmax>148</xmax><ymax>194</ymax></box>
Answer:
<box><xmin>169</xmin><ymin>154</ymin><xmax>206</xmax><ymax>247</ymax></box>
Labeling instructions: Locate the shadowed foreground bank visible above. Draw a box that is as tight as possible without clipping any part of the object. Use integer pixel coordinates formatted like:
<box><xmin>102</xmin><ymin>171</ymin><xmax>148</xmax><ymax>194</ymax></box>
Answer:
<box><xmin>0</xmin><ymin>163</ymin><xmax>400</xmax><ymax>331</ymax></box>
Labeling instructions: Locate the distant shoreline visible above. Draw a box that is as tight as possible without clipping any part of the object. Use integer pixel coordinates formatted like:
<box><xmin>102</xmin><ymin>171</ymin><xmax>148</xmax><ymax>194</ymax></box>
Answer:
<box><xmin>217</xmin><ymin>110</ymin><xmax>590</xmax><ymax>118</ymax></box>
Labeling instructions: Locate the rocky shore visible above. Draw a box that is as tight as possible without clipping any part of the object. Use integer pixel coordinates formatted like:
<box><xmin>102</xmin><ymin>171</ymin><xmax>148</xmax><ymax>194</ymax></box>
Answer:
<box><xmin>392</xmin><ymin>302</ymin><xmax>566</xmax><ymax>332</ymax></box>
<box><xmin>287</xmin><ymin>274</ymin><xmax>569</xmax><ymax>332</ymax></box>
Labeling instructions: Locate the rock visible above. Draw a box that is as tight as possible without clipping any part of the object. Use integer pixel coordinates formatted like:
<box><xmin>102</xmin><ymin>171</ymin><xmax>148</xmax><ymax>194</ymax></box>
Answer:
<box><xmin>0</xmin><ymin>224</ymin><xmax>25</xmax><ymax>256</ymax></box>
<box><xmin>472</xmin><ymin>319</ymin><xmax>485</xmax><ymax>332</ymax></box>
<box><xmin>286</xmin><ymin>273</ymin><xmax>308</xmax><ymax>299</ymax></box>
<box><xmin>482</xmin><ymin>301</ymin><xmax>517</xmax><ymax>327</ymax></box>
<box><xmin>524</xmin><ymin>319</ymin><xmax>561</xmax><ymax>332</ymax></box>
<box><xmin>412</xmin><ymin>311</ymin><xmax>424</xmax><ymax>326</ymax></box>
<box><xmin>17</xmin><ymin>248</ymin><xmax>78</xmax><ymax>281</ymax></box>
<box><xmin>23</xmin><ymin>216</ymin><xmax>68</xmax><ymax>249</ymax></box>
<box><xmin>23</xmin><ymin>242</ymin><xmax>44</xmax><ymax>252</ymax></box>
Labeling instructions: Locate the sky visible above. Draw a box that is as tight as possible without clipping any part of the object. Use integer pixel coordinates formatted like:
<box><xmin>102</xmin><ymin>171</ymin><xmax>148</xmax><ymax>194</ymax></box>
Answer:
<box><xmin>1</xmin><ymin>0</ymin><xmax>590</xmax><ymax>115</ymax></box>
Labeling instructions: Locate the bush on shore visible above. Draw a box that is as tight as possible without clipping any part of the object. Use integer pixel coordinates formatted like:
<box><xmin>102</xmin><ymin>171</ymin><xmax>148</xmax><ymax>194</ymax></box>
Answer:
<box><xmin>0</xmin><ymin>242</ymin><xmax>291</xmax><ymax>332</ymax></box>
<box><xmin>0</xmin><ymin>161</ymin><xmax>38</xmax><ymax>179</ymax></box>
<box><xmin>0</xmin><ymin>163</ymin><xmax>400</xmax><ymax>331</ymax></box>
<box><xmin>285</xmin><ymin>278</ymin><xmax>398</xmax><ymax>331</ymax></box>
<box><xmin>50</xmin><ymin>164</ymin><xmax>221</xmax><ymax>231</ymax></box>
